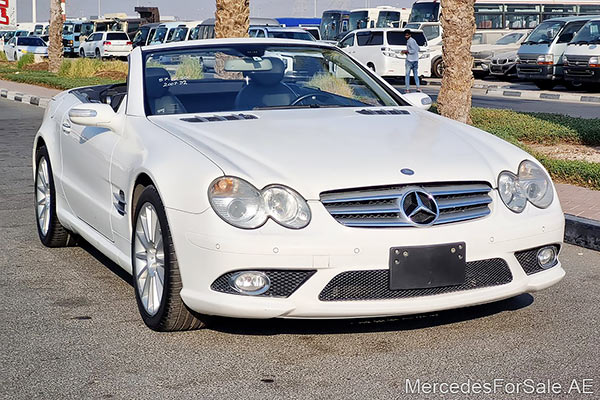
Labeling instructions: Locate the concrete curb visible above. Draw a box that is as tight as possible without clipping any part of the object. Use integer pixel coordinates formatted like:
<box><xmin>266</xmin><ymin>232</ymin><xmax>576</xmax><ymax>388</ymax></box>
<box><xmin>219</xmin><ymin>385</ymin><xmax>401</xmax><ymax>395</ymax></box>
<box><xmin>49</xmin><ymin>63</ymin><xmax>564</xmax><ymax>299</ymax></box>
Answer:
<box><xmin>486</xmin><ymin>87</ymin><xmax>600</xmax><ymax>104</ymax></box>
<box><xmin>0</xmin><ymin>88</ymin><xmax>50</xmax><ymax>108</ymax></box>
<box><xmin>564</xmin><ymin>214</ymin><xmax>600</xmax><ymax>252</ymax></box>
<box><xmin>421</xmin><ymin>80</ymin><xmax>511</xmax><ymax>90</ymax></box>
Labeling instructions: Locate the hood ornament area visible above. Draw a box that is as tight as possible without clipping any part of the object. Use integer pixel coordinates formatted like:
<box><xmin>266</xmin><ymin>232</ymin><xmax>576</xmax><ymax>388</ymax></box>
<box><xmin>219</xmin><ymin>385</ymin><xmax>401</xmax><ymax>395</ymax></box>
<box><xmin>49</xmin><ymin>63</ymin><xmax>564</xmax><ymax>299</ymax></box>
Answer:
<box><xmin>400</xmin><ymin>168</ymin><xmax>414</xmax><ymax>176</ymax></box>
<box><xmin>399</xmin><ymin>189</ymin><xmax>440</xmax><ymax>227</ymax></box>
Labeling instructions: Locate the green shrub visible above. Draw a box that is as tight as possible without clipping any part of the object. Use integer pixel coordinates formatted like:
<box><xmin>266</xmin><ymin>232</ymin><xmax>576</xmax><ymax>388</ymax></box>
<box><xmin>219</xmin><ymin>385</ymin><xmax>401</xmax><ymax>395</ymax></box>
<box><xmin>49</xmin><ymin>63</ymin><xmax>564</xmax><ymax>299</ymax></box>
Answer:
<box><xmin>16</xmin><ymin>53</ymin><xmax>35</xmax><ymax>69</ymax></box>
<box><xmin>174</xmin><ymin>56</ymin><xmax>204</xmax><ymax>80</ymax></box>
<box><xmin>58</xmin><ymin>58</ymin><xmax>128</xmax><ymax>78</ymax></box>
<box><xmin>0</xmin><ymin>51</ymin><xmax>7</xmax><ymax>61</ymax></box>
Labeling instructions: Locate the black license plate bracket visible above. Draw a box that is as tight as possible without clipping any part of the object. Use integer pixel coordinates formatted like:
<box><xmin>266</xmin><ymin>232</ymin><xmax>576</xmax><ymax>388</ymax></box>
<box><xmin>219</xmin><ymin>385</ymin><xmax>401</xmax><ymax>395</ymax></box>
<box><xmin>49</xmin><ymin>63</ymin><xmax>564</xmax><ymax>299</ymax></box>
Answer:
<box><xmin>389</xmin><ymin>242</ymin><xmax>466</xmax><ymax>290</ymax></box>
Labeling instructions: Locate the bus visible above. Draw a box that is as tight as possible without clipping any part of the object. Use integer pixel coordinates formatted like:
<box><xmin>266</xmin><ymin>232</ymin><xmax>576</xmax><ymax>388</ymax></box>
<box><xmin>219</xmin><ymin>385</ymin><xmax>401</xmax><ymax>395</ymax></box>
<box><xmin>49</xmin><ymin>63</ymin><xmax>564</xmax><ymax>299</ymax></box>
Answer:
<box><xmin>320</xmin><ymin>9</ymin><xmax>350</xmax><ymax>41</ymax></box>
<box><xmin>409</xmin><ymin>0</ymin><xmax>600</xmax><ymax>29</ymax></box>
<box><xmin>349</xmin><ymin>6</ymin><xmax>411</xmax><ymax>31</ymax></box>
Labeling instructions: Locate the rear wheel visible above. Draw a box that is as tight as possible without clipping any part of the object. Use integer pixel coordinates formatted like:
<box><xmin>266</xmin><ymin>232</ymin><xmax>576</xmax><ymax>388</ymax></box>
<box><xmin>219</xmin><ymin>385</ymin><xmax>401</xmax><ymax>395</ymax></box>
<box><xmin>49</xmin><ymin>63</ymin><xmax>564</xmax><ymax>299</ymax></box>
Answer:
<box><xmin>132</xmin><ymin>186</ymin><xmax>205</xmax><ymax>331</ymax></box>
<box><xmin>432</xmin><ymin>58</ymin><xmax>444</xmax><ymax>78</ymax></box>
<box><xmin>534</xmin><ymin>80</ymin><xmax>556</xmax><ymax>90</ymax></box>
<box><xmin>35</xmin><ymin>146</ymin><xmax>76</xmax><ymax>247</ymax></box>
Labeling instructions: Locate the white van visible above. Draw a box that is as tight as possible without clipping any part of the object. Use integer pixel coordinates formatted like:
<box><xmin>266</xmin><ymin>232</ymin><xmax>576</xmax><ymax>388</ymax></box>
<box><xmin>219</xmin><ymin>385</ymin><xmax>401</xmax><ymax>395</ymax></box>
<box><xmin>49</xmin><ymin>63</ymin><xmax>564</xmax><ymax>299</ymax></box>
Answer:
<box><xmin>148</xmin><ymin>22</ymin><xmax>182</xmax><ymax>45</ymax></box>
<box><xmin>339</xmin><ymin>28</ymin><xmax>431</xmax><ymax>78</ymax></box>
<box><xmin>563</xmin><ymin>17</ymin><xmax>600</xmax><ymax>86</ymax></box>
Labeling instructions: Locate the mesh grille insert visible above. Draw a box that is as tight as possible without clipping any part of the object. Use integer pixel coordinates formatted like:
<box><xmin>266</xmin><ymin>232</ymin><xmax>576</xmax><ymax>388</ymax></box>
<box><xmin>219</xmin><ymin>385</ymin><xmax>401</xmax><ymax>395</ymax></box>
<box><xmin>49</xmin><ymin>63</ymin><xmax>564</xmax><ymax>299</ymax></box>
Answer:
<box><xmin>319</xmin><ymin>258</ymin><xmax>512</xmax><ymax>301</ymax></box>
<box><xmin>211</xmin><ymin>270</ymin><xmax>315</xmax><ymax>298</ymax></box>
<box><xmin>515</xmin><ymin>245</ymin><xmax>560</xmax><ymax>275</ymax></box>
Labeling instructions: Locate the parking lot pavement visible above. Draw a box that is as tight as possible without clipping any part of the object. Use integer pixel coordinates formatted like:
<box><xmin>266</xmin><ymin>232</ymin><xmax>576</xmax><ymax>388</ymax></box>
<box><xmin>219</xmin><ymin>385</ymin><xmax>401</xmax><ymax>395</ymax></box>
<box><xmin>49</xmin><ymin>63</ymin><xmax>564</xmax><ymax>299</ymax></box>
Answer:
<box><xmin>1</xmin><ymin>99</ymin><xmax>599</xmax><ymax>399</ymax></box>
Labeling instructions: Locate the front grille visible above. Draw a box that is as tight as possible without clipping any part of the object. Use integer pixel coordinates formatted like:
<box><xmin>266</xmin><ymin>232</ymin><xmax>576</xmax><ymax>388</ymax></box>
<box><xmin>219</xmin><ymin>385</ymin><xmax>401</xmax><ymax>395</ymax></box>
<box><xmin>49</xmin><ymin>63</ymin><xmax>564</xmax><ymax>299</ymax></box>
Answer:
<box><xmin>320</xmin><ymin>182</ymin><xmax>493</xmax><ymax>228</ymax></box>
<box><xmin>565</xmin><ymin>55</ymin><xmax>590</xmax><ymax>67</ymax></box>
<box><xmin>515</xmin><ymin>245</ymin><xmax>560</xmax><ymax>275</ymax></box>
<box><xmin>518</xmin><ymin>55</ymin><xmax>538</xmax><ymax>64</ymax></box>
<box><xmin>211</xmin><ymin>270</ymin><xmax>315</xmax><ymax>297</ymax></box>
<box><xmin>319</xmin><ymin>258</ymin><xmax>512</xmax><ymax>301</ymax></box>
<box><xmin>62</xmin><ymin>39</ymin><xmax>70</xmax><ymax>47</ymax></box>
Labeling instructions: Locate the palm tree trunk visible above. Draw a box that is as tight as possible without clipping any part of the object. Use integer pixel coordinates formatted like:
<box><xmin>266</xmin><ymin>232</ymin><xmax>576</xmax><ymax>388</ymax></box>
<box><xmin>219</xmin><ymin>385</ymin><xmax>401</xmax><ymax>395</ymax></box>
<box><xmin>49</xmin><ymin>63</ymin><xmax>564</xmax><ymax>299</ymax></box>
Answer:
<box><xmin>437</xmin><ymin>0</ymin><xmax>476</xmax><ymax>124</ymax></box>
<box><xmin>48</xmin><ymin>0</ymin><xmax>64</xmax><ymax>73</ymax></box>
<box><xmin>215</xmin><ymin>0</ymin><xmax>250</xmax><ymax>38</ymax></box>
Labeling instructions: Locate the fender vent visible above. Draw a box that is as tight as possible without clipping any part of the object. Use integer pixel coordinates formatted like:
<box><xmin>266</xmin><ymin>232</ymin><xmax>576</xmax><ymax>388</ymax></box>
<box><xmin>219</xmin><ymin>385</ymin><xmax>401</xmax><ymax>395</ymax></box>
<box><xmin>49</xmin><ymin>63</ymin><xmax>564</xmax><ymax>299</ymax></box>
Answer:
<box><xmin>181</xmin><ymin>114</ymin><xmax>258</xmax><ymax>123</ymax></box>
<box><xmin>356</xmin><ymin>109</ymin><xmax>410</xmax><ymax>115</ymax></box>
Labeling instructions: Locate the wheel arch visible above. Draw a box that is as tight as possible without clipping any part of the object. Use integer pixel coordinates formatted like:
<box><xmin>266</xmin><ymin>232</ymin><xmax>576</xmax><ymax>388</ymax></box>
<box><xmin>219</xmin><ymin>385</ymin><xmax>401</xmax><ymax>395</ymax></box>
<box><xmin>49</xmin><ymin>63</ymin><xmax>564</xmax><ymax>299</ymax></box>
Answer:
<box><xmin>130</xmin><ymin>172</ymin><xmax>156</xmax><ymax>226</ymax></box>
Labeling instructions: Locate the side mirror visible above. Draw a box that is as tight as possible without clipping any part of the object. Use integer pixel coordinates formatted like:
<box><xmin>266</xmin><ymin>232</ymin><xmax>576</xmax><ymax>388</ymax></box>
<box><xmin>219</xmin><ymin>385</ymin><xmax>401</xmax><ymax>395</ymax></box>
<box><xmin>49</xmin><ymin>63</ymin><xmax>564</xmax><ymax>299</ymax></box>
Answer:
<box><xmin>68</xmin><ymin>104</ymin><xmax>122</xmax><ymax>132</ymax></box>
<box><xmin>403</xmin><ymin>92</ymin><xmax>433</xmax><ymax>110</ymax></box>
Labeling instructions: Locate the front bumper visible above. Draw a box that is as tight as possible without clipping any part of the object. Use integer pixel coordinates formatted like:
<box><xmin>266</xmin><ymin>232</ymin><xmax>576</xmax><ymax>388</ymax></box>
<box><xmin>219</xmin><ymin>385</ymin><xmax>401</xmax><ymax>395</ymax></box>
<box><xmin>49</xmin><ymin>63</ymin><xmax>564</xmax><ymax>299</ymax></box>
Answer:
<box><xmin>564</xmin><ymin>66</ymin><xmax>600</xmax><ymax>83</ymax></box>
<box><xmin>167</xmin><ymin>190</ymin><xmax>565</xmax><ymax>319</ymax></box>
<box><xmin>490</xmin><ymin>62</ymin><xmax>517</xmax><ymax>76</ymax></box>
<box><xmin>517</xmin><ymin>64</ymin><xmax>557</xmax><ymax>81</ymax></box>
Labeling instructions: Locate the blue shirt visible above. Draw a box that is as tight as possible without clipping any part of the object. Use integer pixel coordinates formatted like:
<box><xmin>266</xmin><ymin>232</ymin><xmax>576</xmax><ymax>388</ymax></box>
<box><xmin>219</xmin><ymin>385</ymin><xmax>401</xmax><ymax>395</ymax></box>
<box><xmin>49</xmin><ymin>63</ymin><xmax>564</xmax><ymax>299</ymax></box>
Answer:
<box><xmin>406</xmin><ymin>37</ymin><xmax>420</xmax><ymax>62</ymax></box>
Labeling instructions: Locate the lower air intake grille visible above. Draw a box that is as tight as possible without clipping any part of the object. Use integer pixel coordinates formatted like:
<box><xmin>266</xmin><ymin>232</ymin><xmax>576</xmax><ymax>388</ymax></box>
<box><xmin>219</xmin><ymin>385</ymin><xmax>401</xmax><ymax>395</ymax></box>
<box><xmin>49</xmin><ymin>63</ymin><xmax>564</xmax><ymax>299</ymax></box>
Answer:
<box><xmin>515</xmin><ymin>245</ymin><xmax>560</xmax><ymax>275</ymax></box>
<box><xmin>319</xmin><ymin>258</ymin><xmax>512</xmax><ymax>301</ymax></box>
<box><xmin>211</xmin><ymin>270</ymin><xmax>315</xmax><ymax>298</ymax></box>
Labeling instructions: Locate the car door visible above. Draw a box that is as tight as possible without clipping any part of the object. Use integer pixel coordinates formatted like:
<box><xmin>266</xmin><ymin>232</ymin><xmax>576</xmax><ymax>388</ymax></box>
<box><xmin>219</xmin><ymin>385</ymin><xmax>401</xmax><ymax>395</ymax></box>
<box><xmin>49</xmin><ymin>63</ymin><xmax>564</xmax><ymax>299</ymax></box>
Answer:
<box><xmin>83</xmin><ymin>34</ymin><xmax>96</xmax><ymax>56</ymax></box>
<box><xmin>339</xmin><ymin>33</ymin><xmax>356</xmax><ymax>55</ymax></box>
<box><xmin>59</xmin><ymin>99</ymin><xmax>121</xmax><ymax>241</ymax></box>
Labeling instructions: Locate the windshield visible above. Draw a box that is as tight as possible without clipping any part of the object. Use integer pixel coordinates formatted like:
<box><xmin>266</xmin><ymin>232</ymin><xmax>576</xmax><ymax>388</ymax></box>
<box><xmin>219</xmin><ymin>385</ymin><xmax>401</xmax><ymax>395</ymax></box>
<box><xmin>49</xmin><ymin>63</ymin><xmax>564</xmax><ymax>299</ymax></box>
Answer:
<box><xmin>320</xmin><ymin>12</ymin><xmax>345</xmax><ymax>40</ymax></box>
<box><xmin>169</xmin><ymin>27</ymin><xmax>189</xmax><ymax>42</ymax></box>
<box><xmin>152</xmin><ymin>27</ymin><xmax>168</xmax><ymax>43</ymax></box>
<box><xmin>525</xmin><ymin>21</ymin><xmax>565</xmax><ymax>44</ymax></box>
<box><xmin>63</xmin><ymin>24</ymin><xmax>74</xmax><ymax>34</ymax></box>
<box><xmin>350</xmin><ymin>11</ymin><xmax>369</xmax><ymax>30</ymax></box>
<box><xmin>143</xmin><ymin>44</ymin><xmax>403</xmax><ymax>116</ymax></box>
<box><xmin>570</xmin><ymin>20</ymin><xmax>600</xmax><ymax>44</ymax></box>
<box><xmin>377</xmin><ymin>11</ymin><xmax>401</xmax><ymax>28</ymax></box>
<box><xmin>495</xmin><ymin>32</ymin><xmax>525</xmax><ymax>45</ymax></box>
<box><xmin>18</xmin><ymin>37</ymin><xmax>46</xmax><ymax>46</ymax></box>
<box><xmin>409</xmin><ymin>3</ymin><xmax>440</xmax><ymax>23</ymax></box>
<box><xmin>267</xmin><ymin>31</ymin><xmax>315</xmax><ymax>41</ymax></box>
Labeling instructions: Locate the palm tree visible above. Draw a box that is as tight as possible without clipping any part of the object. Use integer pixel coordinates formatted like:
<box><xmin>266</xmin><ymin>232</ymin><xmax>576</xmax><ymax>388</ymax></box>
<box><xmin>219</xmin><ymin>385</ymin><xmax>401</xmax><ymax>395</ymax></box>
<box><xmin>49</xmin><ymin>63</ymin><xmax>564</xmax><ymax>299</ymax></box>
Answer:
<box><xmin>215</xmin><ymin>0</ymin><xmax>250</xmax><ymax>38</ymax></box>
<box><xmin>436</xmin><ymin>0</ymin><xmax>476</xmax><ymax>124</ymax></box>
<box><xmin>48</xmin><ymin>0</ymin><xmax>64</xmax><ymax>73</ymax></box>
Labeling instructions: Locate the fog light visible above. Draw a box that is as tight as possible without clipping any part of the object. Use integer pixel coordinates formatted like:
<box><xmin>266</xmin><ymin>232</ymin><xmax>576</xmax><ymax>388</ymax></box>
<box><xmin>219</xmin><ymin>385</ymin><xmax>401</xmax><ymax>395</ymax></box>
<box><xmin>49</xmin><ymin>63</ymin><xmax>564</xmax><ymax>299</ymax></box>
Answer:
<box><xmin>230</xmin><ymin>271</ymin><xmax>270</xmax><ymax>295</ymax></box>
<box><xmin>537</xmin><ymin>247</ymin><xmax>557</xmax><ymax>269</ymax></box>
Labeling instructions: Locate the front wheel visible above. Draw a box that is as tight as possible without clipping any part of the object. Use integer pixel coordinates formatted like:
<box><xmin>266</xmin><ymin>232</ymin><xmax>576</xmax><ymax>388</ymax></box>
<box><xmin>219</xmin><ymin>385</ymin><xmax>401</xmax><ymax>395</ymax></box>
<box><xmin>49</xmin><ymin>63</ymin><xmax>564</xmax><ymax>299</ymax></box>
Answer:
<box><xmin>132</xmin><ymin>186</ymin><xmax>206</xmax><ymax>331</ymax></box>
<box><xmin>35</xmin><ymin>146</ymin><xmax>76</xmax><ymax>247</ymax></box>
<box><xmin>95</xmin><ymin>48</ymin><xmax>101</xmax><ymax>59</ymax></box>
<box><xmin>79</xmin><ymin>49</ymin><xmax>85</xmax><ymax>58</ymax></box>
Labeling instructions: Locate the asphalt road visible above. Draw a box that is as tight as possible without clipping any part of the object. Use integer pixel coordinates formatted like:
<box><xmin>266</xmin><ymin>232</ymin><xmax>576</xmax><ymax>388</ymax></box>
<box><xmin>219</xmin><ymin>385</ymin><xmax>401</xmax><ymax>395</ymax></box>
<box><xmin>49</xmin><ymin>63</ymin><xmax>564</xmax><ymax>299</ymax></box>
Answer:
<box><xmin>1</xmin><ymin>99</ymin><xmax>599</xmax><ymax>399</ymax></box>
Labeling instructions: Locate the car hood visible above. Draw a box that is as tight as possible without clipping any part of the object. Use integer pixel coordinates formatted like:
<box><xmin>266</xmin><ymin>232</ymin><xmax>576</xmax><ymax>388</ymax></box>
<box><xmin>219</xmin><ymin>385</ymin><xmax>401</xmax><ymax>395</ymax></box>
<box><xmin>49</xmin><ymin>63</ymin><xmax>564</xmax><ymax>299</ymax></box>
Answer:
<box><xmin>565</xmin><ymin>43</ymin><xmax>600</xmax><ymax>56</ymax></box>
<box><xmin>149</xmin><ymin>107</ymin><xmax>529</xmax><ymax>200</ymax></box>
<box><xmin>517</xmin><ymin>43</ymin><xmax>550</xmax><ymax>56</ymax></box>
<box><xmin>471</xmin><ymin>43</ymin><xmax>520</xmax><ymax>58</ymax></box>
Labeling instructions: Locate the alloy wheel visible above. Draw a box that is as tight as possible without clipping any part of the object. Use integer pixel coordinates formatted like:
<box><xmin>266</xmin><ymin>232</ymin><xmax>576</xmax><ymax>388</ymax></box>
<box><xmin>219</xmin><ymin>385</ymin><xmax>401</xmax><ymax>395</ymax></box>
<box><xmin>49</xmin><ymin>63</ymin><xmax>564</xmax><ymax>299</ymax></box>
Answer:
<box><xmin>35</xmin><ymin>158</ymin><xmax>51</xmax><ymax>236</ymax></box>
<box><xmin>133</xmin><ymin>203</ymin><xmax>165</xmax><ymax>316</ymax></box>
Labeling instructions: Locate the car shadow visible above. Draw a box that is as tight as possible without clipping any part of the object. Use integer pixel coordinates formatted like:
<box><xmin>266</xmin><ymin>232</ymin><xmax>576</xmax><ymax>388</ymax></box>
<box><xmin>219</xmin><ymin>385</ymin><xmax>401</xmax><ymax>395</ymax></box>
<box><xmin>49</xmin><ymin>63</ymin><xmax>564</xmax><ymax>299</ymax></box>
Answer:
<box><xmin>78</xmin><ymin>238</ymin><xmax>534</xmax><ymax>335</ymax></box>
<box><xmin>206</xmin><ymin>294</ymin><xmax>534</xmax><ymax>336</ymax></box>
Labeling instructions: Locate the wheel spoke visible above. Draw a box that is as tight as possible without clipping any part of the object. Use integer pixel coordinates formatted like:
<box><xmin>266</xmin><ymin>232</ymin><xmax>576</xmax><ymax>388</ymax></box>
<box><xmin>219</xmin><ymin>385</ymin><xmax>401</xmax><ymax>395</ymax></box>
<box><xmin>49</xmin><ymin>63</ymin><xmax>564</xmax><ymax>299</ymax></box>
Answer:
<box><xmin>155</xmin><ymin>264</ymin><xmax>165</xmax><ymax>287</ymax></box>
<box><xmin>136</xmin><ymin>263</ymin><xmax>148</xmax><ymax>280</ymax></box>
<box><xmin>135</xmin><ymin>228</ymin><xmax>150</xmax><ymax>251</ymax></box>
<box><xmin>141</xmin><ymin>209</ymin><xmax>152</xmax><ymax>245</ymax></box>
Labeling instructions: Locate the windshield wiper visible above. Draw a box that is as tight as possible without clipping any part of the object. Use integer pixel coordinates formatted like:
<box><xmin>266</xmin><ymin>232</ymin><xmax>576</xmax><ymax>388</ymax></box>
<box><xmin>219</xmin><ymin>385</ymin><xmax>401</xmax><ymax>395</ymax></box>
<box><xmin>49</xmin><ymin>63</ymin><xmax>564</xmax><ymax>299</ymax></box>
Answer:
<box><xmin>252</xmin><ymin>104</ymin><xmax>351</xmax><ymax>110</ymax></box>
<box><xmin>572</xmin><ymin>40</ymin><xmax>589</xmax><ymax>45</ymax></box>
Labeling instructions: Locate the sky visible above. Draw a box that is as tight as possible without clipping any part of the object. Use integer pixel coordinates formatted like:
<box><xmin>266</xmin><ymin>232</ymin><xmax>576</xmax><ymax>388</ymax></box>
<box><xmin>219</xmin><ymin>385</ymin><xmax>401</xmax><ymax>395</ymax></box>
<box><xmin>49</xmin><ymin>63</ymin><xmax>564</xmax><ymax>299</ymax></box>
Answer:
<box><xmin>15</xmin><ymin>0</ymin><xmax>415</xmax><ymax>23</ymax></box>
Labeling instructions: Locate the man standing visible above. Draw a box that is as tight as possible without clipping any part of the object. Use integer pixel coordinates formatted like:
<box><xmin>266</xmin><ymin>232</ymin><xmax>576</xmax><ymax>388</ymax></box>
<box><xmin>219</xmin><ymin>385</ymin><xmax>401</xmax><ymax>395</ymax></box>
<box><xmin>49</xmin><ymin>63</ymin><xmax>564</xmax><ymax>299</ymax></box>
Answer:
<box><xmin>402</xmin><ymin>29</ymin><xmax>420</xmax><ymax>93</ymax></box>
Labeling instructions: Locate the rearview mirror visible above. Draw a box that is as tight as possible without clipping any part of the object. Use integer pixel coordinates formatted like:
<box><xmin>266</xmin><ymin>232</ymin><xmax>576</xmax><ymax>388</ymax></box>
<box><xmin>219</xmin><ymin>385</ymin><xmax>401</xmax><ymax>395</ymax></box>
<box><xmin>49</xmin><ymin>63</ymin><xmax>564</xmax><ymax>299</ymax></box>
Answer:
<box><xmin>402</xmin><ymin>92</ymin><xmax>433</xmax><ymax>110</ymax></box>
<box><xmin>69</xmin><ymin>104</ymin><xmax>122</xmax><ymax>132</ymax></box>
<box><xmin>224</xmin><ymin>58</ymin><xmax>273</xmax><ymax>72</ymax></box>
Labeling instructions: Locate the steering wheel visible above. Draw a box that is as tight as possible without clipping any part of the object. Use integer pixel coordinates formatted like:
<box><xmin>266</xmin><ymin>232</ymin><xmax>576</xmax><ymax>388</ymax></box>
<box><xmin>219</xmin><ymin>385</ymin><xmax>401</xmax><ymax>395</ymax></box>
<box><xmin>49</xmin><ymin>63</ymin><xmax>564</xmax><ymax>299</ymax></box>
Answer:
<box><xmin>290</xmin><ymin>92</ymin><xmax>338</xmax><ymax>106</ymax></box>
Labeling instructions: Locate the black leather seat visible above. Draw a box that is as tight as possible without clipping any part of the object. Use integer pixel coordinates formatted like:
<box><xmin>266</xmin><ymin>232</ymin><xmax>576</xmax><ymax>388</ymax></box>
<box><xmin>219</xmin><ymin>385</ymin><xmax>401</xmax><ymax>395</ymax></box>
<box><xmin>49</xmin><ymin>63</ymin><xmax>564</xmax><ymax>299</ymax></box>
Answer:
<box><xmin>234</xmin><ymin>57</ymin><xmax>297</xmax><ymax>110</ymax></box>
<box><xmin>145</xmin><ymin>67</ymin><xmax>187</xmax><ymax>115</ymax></box>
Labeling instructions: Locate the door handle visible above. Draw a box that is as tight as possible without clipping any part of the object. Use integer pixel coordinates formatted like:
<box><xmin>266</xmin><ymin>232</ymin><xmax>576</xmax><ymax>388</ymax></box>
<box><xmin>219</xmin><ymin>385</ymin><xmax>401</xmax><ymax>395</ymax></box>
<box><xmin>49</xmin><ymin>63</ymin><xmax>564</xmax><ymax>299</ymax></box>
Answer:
<box><xmin>62</xmin><ymin>120</ymin><xmax>71</xmax><ymax>134</ymax></box>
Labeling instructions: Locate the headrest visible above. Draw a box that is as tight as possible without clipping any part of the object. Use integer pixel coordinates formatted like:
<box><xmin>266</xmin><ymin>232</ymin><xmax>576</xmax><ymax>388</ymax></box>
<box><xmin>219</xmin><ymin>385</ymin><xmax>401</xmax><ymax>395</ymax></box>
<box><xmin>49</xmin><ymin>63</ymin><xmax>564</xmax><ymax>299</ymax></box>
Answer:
<box><xmin>247</xmin><ymin>57</ymin><xmax>286</xmax><ymax>87</ymax></box>
<box><xmin>145</xmin><ymin>67</ymin><xmax>171</xmax><ymax>98</ymax></box>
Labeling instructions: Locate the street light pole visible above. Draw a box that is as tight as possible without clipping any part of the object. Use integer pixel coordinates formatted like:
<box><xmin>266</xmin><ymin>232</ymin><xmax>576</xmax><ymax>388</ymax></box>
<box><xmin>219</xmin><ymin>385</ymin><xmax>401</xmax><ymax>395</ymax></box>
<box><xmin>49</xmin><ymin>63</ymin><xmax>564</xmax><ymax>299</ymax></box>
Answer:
<box><xmin>32</xmin><ymin>0</ymin><xmax>36</xmax><ymax>24</ymax></box>
<box><xmin>98</xmin><ymin>0</ymin><xmax>101</xmax><ymax>17</ymax></box>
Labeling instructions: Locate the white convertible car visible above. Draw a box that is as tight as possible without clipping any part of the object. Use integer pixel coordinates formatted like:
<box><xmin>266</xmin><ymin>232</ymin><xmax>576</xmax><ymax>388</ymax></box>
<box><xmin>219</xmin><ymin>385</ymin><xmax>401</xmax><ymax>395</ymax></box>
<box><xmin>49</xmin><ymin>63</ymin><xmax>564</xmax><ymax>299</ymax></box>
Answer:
<box><xmin>33</xmin><ymin>38</ymin><xmax>565</xmax><ymax>331</ymax></box>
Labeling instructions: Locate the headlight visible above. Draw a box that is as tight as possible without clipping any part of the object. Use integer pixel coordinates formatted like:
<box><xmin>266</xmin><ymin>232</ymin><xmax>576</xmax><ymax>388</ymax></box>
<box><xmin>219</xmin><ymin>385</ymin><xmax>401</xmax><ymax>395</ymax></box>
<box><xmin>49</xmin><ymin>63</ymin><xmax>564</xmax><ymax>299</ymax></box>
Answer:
<box><xmin>209</xmin><ymin>177</ymin><xmax>311</xmax><ymax>229</ymax></box>
<box><xmin>589</xmin><ymin>56</ymin><xmax>600</xmax><ymax>68</ymax></box>
<box><xmin>537</xmin><ymin>54</ymin><xmax>553</xmax><ymax>65</ymax></box>
<box><xmin>498</xmin><ymin>160</ymin><xmax>554</xmax><ymax>213</ymax></box>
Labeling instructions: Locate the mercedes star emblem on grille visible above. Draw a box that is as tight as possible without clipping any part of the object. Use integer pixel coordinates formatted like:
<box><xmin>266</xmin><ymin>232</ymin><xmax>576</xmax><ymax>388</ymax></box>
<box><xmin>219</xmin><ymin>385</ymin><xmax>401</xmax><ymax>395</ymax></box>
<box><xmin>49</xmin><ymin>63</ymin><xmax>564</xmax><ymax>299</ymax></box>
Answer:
<box><xmin>400</xmin><ymin>189</ymin><xmax>440</xmax><ymax>226</ymax></box>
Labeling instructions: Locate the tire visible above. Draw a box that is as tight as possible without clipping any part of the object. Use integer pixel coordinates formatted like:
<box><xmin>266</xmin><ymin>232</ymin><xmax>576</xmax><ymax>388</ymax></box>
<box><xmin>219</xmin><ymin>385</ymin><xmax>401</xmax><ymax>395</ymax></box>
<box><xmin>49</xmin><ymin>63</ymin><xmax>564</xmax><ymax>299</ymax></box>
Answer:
<box><xmin>80</xmin><ymin>49</ymin><xmax>85</xmax><ymax>58</ymax></box>
<box><xmin>564</xmin><ymin>80</ymin><xmax>583</xmax><ymax>90</ymax></box>
<box><xmin>35</xmin><ymin>146</ymin><xmax>76</xmax><ymax>247</ymax></box>
<box><xmin>432</xmin><ymin>57</ymin><xmax>444</xmax><ymax>78</ymax></box>
<box><xmin>132</xmin><ymin>185</ymin><xmax>205</xmax><ymax>331</ymax></box>
<box><xmin>534</xmin><ymin>80</ymin><xmax>556</xmax><ymax>90</ymax></box>
<box><xmin>95</xmin><ymin>48</ymin><xmax>101</xmax><ymax>59</ymax></box>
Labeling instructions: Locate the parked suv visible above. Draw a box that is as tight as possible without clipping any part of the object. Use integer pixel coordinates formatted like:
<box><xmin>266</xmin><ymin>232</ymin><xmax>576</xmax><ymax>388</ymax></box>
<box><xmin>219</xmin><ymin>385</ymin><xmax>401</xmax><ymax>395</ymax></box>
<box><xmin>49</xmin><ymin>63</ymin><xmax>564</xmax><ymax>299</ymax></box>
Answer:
<box><xmin>517</xmin><ymin>16</ymin><xmax>593</xmax><ymax>90</ymax></box>
<box><xmin>563</xmin><ymin>17</ymin><xmax>600</xmax><ymax>86</ymax></box>
<box><xmin>338</xmin><ymin>28</ymin><xmax>431</xmax><ymax>79</ymax></box>
<box><xmin>79</xmin><ymin>31</ymin><xmax>132</xmax><ymax>59</ymax></box>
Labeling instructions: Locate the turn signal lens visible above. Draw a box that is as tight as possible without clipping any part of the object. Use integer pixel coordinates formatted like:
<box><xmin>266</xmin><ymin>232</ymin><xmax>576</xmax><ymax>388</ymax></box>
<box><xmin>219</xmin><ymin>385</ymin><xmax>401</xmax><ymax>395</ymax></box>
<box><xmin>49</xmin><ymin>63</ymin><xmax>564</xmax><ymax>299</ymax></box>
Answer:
<box><xmin>589</xmin><ymin>56</ymin><xmax>599</xmax><ymax>68</ymax></box>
